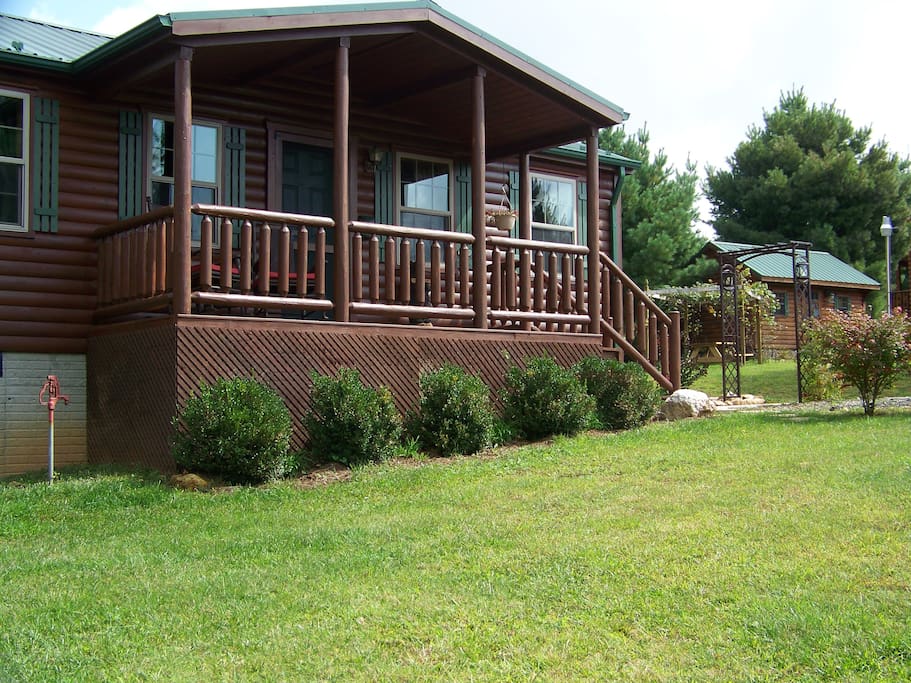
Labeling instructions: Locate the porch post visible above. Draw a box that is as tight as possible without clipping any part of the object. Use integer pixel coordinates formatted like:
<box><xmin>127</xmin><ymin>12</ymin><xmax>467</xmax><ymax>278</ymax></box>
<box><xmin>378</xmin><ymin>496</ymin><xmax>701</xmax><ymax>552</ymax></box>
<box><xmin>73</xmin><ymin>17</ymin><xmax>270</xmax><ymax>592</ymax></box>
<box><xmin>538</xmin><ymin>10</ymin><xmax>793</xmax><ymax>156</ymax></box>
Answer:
<box><xmin>173</xmin><ymin>46</ymin><xmax>193</xmax><ymax>316</ymax></box>
<box><xmin>519</xmin><ymin>153</ymin><xmax>531</xmax><ymax>241</ymax></box>
<box><xmin>586</xmin><ymin>128</ymin><xmax>601</xmax><ymax>334</ymax></box>
<box><xmin>333</xmin><ymin>37</ymin><xmax>351</xmax><ymax>322</ymax></box>
<box><xmin>472</xmin><ymin>67</ymin><xmax>487</xmax><ymax>328</ymax></box>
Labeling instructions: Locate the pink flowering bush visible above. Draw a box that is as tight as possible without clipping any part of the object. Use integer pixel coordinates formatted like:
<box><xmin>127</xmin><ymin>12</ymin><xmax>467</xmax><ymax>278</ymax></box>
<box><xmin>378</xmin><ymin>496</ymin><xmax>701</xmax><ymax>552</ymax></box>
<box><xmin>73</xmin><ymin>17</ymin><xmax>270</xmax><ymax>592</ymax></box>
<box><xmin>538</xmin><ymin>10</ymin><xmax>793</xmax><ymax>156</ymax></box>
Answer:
<box><xmin>802</xmin><ymin>309</ymin><xmax>911</xmax><ymax>415</ymax></box>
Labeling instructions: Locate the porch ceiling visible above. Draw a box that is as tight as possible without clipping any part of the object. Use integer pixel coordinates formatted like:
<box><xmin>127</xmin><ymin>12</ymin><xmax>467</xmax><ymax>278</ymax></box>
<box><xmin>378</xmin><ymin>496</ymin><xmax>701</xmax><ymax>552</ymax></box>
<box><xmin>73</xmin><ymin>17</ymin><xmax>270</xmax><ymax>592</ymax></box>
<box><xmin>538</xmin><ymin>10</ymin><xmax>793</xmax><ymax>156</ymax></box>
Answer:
<box><xmin>79</xmin><ymin>3</ymin><xmax>625</xmax><ymax>158</ymax></box>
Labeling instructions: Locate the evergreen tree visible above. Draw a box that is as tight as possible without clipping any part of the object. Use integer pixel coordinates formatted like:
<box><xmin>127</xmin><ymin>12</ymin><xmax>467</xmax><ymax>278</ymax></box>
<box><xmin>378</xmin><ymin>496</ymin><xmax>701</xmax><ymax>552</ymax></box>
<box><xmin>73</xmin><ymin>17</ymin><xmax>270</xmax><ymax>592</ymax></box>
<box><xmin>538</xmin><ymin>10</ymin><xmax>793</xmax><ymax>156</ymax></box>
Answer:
<box><xmin>704</xmin><ymin>88</ymin><xmax>911</xmax><ymax>282</ymax></box>
<box><xmin>601</xmin><ymin>125</ymin><xmax>712</xmax><ymax>288</ymax></box>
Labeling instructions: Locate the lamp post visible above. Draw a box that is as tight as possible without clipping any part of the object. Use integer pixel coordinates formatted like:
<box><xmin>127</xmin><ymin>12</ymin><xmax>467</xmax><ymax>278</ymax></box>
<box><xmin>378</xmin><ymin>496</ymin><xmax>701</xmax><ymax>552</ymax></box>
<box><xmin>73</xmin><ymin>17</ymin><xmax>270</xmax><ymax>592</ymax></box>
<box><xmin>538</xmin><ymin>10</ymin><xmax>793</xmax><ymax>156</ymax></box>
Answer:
<box><xmin>881</xmin><ymin>215</ymin><xmax>893</xmax><ymax>314</ymax></box>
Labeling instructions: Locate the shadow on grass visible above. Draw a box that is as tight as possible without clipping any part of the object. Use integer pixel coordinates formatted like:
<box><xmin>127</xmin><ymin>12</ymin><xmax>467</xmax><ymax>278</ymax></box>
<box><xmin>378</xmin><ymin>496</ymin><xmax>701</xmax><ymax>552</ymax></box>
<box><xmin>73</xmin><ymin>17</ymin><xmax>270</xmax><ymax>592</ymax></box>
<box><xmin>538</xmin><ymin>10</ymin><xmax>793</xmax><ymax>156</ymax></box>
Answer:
<box><xmin>1</xmin><ymin>463</ymin><xmax>166</xmax><ymax>487</ymax></box>
<box><xmin>758</xmin><ymin>406</ymin><xmax>911</xmax><ymax>426</ymax></box>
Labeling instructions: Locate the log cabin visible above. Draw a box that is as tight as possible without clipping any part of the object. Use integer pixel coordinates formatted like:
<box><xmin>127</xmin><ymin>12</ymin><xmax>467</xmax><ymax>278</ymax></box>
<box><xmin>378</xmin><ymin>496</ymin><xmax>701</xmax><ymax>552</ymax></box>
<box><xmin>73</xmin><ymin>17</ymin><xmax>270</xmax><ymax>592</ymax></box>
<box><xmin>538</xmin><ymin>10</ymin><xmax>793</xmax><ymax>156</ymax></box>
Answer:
<box><xmin>0</xmin><ymin>1</ymin><xmax>681</xmax><ymax>476</ymax></box>
<box><xmin>702</xmin><ymin>241</ymin><xmax>880</xmax><ymax>355</ymax></box>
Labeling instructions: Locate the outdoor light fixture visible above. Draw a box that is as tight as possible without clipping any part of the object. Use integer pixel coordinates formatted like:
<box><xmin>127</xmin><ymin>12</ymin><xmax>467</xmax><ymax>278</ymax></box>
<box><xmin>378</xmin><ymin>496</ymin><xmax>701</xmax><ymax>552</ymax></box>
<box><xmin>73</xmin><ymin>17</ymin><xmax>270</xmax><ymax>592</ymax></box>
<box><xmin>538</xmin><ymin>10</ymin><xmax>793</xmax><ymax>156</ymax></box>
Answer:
<box><xmin>365</xmin><ymin>147</ymin><xmax>385</xmax><ymax>173</ymax></box>
<box><xmin>881</xmin><ymin>215</ymin><xmax>894</xmax><ymax>313</ymax></box>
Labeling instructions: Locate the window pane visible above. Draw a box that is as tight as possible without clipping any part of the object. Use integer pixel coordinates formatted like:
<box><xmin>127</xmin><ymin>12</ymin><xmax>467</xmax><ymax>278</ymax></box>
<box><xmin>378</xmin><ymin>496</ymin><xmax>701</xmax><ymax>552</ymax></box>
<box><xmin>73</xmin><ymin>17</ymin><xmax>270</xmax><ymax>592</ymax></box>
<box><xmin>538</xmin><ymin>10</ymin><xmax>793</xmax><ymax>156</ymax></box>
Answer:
<box><xmin>532</xmin><ymin>226</ymin><xmax>574</xmax><ymax>245</ymax></box>
<box><xmin>0</xmin><ymin>162</ymin><xmax>22</xmax><ymax>224</ymax></box>
<box><xmin>150</xmin><ymin>180</ymin><xmax>172</xmax><ymax>208</ymax></box>
<box><xmin>192</xmin><ymin>124</ymin><xmax>218</xmax><ymax>183</ymax></box>
<box><xmin>401</xmin><ymin>156</ymin><xmax>450</xmax><ymax>211</ymax></box>
<box><xmin>151</xmin><ymin>118</ymin><xmax>174</xmax><ymax>178</ymax></box>
<box><xmin>0</xmin><ymin>95</ymin><xmax>24</xmax><ymax>159</ymax></box>
<box><xmin>401</xmin><ymin>210</ymin><xmax>447</xmax><ymax>231</ymax></box>
<box><xmin>532</xmin><ymin>176</ymin><xmax>574</xmax><ymax>227</ymax></box>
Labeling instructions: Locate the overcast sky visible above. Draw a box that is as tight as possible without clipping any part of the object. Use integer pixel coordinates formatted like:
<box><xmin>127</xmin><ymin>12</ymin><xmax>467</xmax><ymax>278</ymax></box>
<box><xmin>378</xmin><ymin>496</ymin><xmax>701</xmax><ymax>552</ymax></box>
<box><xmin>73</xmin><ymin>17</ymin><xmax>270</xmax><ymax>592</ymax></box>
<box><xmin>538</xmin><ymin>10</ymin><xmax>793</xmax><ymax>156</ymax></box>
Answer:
<box><xmin>9</xmin><ymin>0</ymin><xmax>911</xmax><ymax>233</ymax></box>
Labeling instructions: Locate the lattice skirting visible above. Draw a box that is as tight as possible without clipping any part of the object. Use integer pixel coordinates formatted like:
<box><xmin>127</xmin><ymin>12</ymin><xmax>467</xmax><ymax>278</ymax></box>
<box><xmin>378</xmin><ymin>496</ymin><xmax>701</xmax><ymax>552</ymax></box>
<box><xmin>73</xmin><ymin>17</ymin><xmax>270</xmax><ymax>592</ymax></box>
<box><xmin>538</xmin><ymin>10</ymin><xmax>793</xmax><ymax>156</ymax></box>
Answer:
<box><xmin>88</xmin><ymin>316</ymin><xmax>610</xmax><ymax>473</ymax></box>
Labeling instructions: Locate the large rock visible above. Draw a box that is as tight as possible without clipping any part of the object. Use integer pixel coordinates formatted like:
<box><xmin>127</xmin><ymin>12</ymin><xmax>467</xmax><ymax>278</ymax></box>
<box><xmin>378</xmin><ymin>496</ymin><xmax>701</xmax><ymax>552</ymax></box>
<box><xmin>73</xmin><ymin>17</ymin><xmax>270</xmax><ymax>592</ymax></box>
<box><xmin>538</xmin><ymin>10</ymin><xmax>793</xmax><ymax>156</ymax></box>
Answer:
<box><xmin>659</xmin><ymin>389</ymin><xmax>716</xmax><ymax>421</ymax></box>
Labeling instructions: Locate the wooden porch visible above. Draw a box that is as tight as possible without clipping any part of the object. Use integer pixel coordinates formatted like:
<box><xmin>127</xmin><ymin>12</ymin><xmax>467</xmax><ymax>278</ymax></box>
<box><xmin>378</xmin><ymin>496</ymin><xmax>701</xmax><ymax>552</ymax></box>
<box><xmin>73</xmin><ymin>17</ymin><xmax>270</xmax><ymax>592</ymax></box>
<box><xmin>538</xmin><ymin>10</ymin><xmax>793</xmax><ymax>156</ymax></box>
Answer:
<box><xmin>93</xmin><ymin>203</ymin><xmax>681</xmax><ymax>392</ymax></box>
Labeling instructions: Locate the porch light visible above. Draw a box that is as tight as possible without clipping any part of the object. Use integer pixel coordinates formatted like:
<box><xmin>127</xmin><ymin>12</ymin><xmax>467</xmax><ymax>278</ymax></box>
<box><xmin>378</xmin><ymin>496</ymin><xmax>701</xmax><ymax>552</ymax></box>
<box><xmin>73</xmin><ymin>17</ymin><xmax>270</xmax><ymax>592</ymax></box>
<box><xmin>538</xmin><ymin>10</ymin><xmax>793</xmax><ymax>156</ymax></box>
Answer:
<box><xmin>880</xmin><ymin>215</ymin><xmax>893</xmax><ymax>313</ymax></box>
<box><xmin>365</xmin><ymin>147</ymin><xmax>385</xmax><ymax>173</ymax></box>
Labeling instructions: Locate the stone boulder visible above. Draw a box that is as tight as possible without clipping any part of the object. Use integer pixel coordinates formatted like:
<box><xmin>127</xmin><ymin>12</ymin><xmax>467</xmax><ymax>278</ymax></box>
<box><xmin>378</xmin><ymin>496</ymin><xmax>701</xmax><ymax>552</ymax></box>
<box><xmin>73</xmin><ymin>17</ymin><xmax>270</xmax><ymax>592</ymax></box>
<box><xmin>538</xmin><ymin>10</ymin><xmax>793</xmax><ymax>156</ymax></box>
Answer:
<box><xmin>659</xmin><ymin>389</ymin><xmax>716</xmax><ymax>421</ymax></box>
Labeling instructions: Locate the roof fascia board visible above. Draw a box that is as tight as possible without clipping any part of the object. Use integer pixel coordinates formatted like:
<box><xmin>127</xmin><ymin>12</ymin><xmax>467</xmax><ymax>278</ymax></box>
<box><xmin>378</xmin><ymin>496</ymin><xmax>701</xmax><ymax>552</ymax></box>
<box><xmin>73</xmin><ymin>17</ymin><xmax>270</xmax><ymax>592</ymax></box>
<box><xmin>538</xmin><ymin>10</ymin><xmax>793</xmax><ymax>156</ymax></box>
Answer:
<box><xmin>423</xmin><ymin>10</ymin><xmax>626</xmax><ymax>124</ymax></box>
<box><xmin>71</xmin><ymin>15</ymin><xmax>171</xmax><ymax>74</ymax></box>
<box><xmin>0</xmin><ymin>51</ymin><xmax>73</xmax><ymax>72</ymax></box>
<box><xmin>542</xmin><ymin>145</ymin><xmax>642</xmax><ymax>170</ymax></box>
<box><xmin>178</xmin><ymin>22</ymin><xmax>416</xmax><ymax>48</ymax></box>
<box><xmin>169</xmin><ymin>6</ymin><xmax>431</xmax><ymax>36</ymax></box>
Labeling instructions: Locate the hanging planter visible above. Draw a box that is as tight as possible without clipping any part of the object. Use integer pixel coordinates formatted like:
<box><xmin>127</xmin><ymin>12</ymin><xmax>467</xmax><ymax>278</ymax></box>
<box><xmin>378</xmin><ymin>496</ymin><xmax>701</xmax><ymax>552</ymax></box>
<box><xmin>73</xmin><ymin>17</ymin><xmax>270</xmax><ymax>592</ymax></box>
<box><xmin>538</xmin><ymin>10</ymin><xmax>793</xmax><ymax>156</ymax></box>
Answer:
<box><xmin>486</xmin><ymin>183</ymin><xmax>516</xmax><ymax>232</ymax></box>
<box><xmin>493</xmin><ymin>212</ymin><xmax>516</xmax><ymax>232</ymax></box>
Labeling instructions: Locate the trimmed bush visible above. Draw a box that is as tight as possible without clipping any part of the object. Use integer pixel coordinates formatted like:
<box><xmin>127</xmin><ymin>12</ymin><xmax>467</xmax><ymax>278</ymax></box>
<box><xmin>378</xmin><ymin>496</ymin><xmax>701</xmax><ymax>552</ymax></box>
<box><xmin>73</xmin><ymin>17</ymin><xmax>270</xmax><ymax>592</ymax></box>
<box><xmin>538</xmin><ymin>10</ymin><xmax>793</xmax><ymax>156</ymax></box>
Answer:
<box><xmin>405</xmin><ymin>364</ymin><xmax>494</xmax><ymax>456</ymax></box>
<box><xmin>306</xmin><ymin>367</ymin><xmax>401</xmax><ymax>466</ymax></box>
<box><xmin>574</xmin><ymin>356</ymin><xmax>663</xmax><ymax>430</ymax></box>
<box><xmin>501</xmin><ymin>356</ymin><xmax>594</xmax><ymax>440</ymax></box>
<box><xmin>802</xmin><ymin>309</ymin><xmax>911</xmax><ymax>414</ymax></box>
<box><xmin>172</xmin><ymin>376</ymin><xmax>293</xmax><ymax>485</ymax></box>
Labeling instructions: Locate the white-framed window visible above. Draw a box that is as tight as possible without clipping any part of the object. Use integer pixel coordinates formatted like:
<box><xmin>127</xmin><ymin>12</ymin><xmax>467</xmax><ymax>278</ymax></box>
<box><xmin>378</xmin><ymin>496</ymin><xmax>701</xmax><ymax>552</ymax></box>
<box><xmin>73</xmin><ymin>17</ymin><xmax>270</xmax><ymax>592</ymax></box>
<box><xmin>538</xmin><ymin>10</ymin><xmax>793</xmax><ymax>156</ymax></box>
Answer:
<box><xmin>148</xmin><ymin>115</ymin><xmax>220</xmax><ymax>244</ymax></box>
<box><xmin>0</xmin><ymin>90</ymin><xmax>28</xmax><ymax>232</ymax></box>
<box><xmin>397</xmin><ymin>153</ymin><xmax>452</xmax><ymax>231</ymax></box>
<box><xmin>531</xmin><ymin>173</ymin><xmax>576</xmax><ymax>244</ymax></box>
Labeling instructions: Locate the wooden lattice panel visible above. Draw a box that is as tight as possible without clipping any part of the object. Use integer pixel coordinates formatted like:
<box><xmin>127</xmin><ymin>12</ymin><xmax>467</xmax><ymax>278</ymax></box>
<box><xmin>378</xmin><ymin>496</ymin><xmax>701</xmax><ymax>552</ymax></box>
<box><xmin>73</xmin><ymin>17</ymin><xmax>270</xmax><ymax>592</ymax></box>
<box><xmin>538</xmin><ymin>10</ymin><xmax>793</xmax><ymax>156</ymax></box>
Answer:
<box><xmin>91</xmin><ymin>316</ymin><xmax>607</xmax><ymax>473</ymax></box>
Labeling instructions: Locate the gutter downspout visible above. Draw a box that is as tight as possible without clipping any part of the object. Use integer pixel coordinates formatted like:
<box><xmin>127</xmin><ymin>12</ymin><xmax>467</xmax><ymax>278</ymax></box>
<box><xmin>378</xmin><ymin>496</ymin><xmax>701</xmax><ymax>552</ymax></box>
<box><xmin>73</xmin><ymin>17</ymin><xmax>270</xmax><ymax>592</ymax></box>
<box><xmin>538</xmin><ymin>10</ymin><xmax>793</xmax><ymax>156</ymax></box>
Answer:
<box><xmin>610</xmin><ymin>166</ymin><xmax>626</xmax><ymax>268</ymax></box>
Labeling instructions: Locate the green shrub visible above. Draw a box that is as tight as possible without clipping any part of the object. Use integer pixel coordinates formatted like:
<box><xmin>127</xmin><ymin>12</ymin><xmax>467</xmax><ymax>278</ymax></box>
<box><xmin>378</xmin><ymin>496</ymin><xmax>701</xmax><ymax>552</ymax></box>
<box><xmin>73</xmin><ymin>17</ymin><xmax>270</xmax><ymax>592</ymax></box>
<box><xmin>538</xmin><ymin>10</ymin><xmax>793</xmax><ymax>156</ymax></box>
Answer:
<box><xmin>501</xmin><ymin>356</ymin><xmax>594</xmax><ymax>440</ymax></box>
<box><xmin>405</xmin><ymin>364</ymin><xmax>494</xmax><ymax>456</ymax></box>
<box><xmin>574</xmin><ymin>356</ymin><xmax>663</xmax><ymax>430</ymax></box>
<box><xmin>306</xmin><ymin>367</ymin><xmax>402</xmax><ymax>466</ymax></box>
<box><xmin>172</xmin><ymin>376</ymin><xmax>293</xmax><ymax>485</ymax></box>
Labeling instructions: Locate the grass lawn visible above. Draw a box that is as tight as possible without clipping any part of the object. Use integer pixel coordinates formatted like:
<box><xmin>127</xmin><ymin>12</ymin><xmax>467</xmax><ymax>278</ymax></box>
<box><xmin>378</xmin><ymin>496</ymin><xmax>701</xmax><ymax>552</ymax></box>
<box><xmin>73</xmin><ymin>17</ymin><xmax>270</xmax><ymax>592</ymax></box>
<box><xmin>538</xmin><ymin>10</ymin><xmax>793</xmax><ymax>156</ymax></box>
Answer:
<box><xmin>3</xmin><ymin>410</ymin><xmax>911</xmax><ymax>681</ymax></box>
<box><xmin>691</xmin><ymin>359</ymin><xmax>911</xmax><ymax>404</ymax></box>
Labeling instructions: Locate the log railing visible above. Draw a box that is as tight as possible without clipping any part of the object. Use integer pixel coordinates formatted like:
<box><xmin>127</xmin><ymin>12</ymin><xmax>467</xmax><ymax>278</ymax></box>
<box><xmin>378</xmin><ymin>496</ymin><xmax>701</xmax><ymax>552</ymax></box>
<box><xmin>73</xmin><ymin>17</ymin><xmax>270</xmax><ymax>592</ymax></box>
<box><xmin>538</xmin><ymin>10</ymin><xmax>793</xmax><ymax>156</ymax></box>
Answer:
<box><xmin>93</xmin><ymin>205</ymin><xmax>681</xmax><ymax>392</ymax></box>
<box><xmin>600</xmin><ymin>252</ymin><xmax>680</xmax><ymax>391</ymax></box>
<box><xmin>94</xmin><ymin>207</ymin><xmax>175</xmax><ymax>320</ymax></box>
<box><xmin>348</xmin><ymin>220</ymin><xmax>476</xmax><ymax>322</ymax></box>
<box><xmin>189</xmin><ymin>204</ymin><xmax>335</xmax><ymax>315</ymax></box>
<box><xmin>487</xmin><ymin>235</ymin><xmax>591</xmax><ymax>330</ymax></box>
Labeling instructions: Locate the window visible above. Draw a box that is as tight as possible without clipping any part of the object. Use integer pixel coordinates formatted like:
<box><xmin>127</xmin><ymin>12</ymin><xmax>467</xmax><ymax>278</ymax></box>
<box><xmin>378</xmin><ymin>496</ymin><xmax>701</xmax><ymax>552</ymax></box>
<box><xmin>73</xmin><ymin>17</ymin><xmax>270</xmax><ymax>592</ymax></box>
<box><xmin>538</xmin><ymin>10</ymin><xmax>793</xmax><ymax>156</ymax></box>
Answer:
<box><xmin>0</xmin><ymin>91</ymin><xmax>28</xmax><ymax>232</ymax></box>
<box><xmin>397</xmin><ymin>154</ymin><xmax>451</xmax><ymax>231</ymax></box>
<box><xmin>773</xmin><ymin>292</ymin><xmax>788</xmax><ymax>316</ymax></box>
<box><xmin>149</xmin><ymin>115</ymin><xmax>220</xmax><ymax>243</ymax></box>
<box><xmin>835</xmin><ymin>295</ymin><xmax>851</xmax><ymax>313</ymax></box>
<box><xmin>531</xmin><ymin>174</ymin><xmax>576</xmax><ymax>244</ymax></box>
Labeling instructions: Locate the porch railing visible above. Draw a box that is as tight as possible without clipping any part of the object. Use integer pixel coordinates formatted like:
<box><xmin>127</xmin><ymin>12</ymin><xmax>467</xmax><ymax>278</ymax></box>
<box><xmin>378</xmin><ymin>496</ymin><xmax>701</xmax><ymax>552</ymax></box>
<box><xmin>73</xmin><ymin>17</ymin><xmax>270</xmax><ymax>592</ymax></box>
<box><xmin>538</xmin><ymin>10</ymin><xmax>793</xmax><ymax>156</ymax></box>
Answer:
<box><xmin>487</xmin><ymin>235</ymin><xmax>591</xmax><ymax>330</ymax></box>
<box><xmin>347</xmin><ymin>221</ymin><xmax>476</xmax><ymax>323</ymax></box>
<box><xmin>600</xmin><ymin>252</ymin><xmax>680</xmax><ymax>391</ymax></box>
<box><xmin>93</xmin><ymin>204</ymin><xmax>680</xmax><ymax>391</ymax></box>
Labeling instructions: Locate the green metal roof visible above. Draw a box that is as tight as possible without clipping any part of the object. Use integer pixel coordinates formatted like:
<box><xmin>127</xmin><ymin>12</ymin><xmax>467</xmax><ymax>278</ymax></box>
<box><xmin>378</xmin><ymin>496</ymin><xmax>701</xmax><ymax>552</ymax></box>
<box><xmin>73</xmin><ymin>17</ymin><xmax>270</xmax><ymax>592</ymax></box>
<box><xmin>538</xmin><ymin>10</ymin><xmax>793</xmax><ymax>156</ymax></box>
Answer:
<box><xmin>544</xmin><ymin>142</ymin><xmax>642</xmax><ymax>170</ymax></box>
<box><xmin>0</xmin><ymin>1</ymin><xmax>629</xmax><ymax>122</ymax></box>
<box><xmin>0</xmin><ymin>13</ymin><xmax>110</xmax><ymax>65</ymax></box>
<box><xmin>710</xmin><ymin>241</ymin><xmax>880</xmax><ymax>288</ymax></box>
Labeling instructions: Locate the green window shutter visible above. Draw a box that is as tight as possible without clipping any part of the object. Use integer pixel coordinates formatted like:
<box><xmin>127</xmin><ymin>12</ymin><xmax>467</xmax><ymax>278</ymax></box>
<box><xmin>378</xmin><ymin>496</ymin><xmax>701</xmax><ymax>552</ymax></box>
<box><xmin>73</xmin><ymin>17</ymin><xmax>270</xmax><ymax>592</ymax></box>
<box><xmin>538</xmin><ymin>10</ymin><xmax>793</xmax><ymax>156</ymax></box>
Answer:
<box><xmin>576</xmin><ymin>180</ymin><xmax>588</xmax><ymax>248</ymax></box>
<box><xmin>374</xmin><ymin>151</ymin><xmax>393</xmax><ymax>224</ymax></box>
<box><xmin>118</xmin><ymin>111</ymin><xmax>143</xmax><ymax>220</ymax></box>
<box><xmin>455</xmin><ymin>161</ymin><xmax>471</xmax><ymax>233</ymax></box>
<box><xmin>508</xmin><ymin>169</ymin><xmax>519</xmax><ymax>239</ymax></box>
<box><xmin>32</xmin><ymin>97</ymin><xmax>59</xmax><ymax>233</ymax></box>
<box><xmin>224</xmin><ymin>126</ymin><xmax>246</xmax><ymax>208</ymax></box>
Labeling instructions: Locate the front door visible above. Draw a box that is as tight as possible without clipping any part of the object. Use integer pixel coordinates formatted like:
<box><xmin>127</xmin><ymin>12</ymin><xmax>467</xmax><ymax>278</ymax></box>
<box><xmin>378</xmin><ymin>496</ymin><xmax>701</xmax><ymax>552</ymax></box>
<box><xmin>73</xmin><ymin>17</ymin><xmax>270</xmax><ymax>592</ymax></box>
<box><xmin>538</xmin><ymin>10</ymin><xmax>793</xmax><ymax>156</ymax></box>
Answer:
<box><xmin>279</xmin><ymin>140</ymin><xmax>334</xmax><ymax>310</ymax></box>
